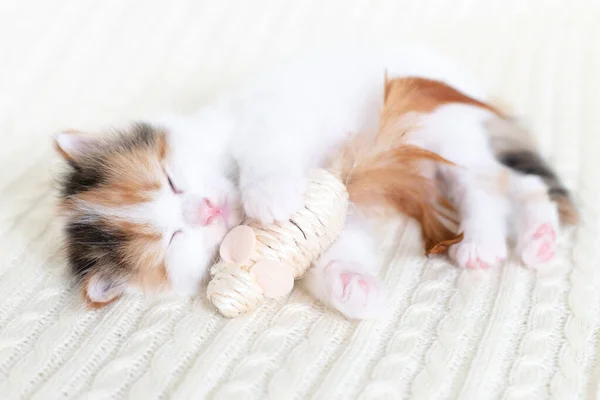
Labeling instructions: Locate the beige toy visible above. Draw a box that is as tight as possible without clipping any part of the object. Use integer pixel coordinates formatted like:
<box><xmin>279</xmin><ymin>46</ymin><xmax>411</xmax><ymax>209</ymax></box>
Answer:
<box><xmin>206</xmin><ymin>169</ymin><xmax>349</xmax><ymax>318</ymax></box>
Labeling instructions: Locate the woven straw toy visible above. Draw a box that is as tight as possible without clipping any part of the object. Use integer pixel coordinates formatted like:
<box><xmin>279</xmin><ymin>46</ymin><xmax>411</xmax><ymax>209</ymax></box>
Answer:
<box><xmin>206</xmin><ymin>169</ymin><xmax>349</xmax><ymax>318</ymax></box>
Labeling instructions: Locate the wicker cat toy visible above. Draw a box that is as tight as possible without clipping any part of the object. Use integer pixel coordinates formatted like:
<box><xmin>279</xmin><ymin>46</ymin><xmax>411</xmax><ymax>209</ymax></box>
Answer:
<box><xmin>206</xmin><ymin>169</ymin><xmax>349</xmax><ymax>318</ymax></box>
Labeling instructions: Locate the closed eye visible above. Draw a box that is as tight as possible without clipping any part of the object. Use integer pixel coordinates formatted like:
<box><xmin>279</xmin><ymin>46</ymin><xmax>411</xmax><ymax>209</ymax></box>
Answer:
<box><xmin>169</xmin><ymin>229</ymin><xmax>182</xmax><ymax>245</ymax></box>
<box><xmin>166</xmin><ymin>173</ymin><xmax>183</xmax><ymax>194</ymax></box>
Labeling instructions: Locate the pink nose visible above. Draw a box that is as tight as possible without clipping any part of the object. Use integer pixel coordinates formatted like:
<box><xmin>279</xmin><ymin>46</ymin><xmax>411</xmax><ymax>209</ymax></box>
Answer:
<box><xmin>185</xmin><ymin>198</ymin><xmax>228</xmax><ymax>226</ymax></box>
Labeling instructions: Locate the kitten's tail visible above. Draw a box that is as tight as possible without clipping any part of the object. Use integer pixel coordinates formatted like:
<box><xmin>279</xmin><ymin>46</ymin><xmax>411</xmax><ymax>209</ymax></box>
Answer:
<box><xmin>486</xmin><ymin>116</ymin><xmax>578</xmax><ymax>225</ymax></box>
<box><xmin>329</xmin><ymin>133</ymin><xmax>461</xmax><ymax>254</ymax></box>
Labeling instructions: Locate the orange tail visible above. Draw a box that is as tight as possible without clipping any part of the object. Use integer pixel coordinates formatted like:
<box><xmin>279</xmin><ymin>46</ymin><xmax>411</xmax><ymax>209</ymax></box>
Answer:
<box><xmin>328</xmin><ymin>76</ymin><xmax>478</xmax><ymax>253</ymax></box>
<box><xmin>329</xmin><ymin>133</ymin><xmax>461</xmax><ymax>254</ymax></box>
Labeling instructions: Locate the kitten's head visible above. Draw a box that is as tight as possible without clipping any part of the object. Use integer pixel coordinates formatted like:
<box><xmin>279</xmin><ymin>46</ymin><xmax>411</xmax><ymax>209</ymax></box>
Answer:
<box><xmin>54</xmin><ymin>122</ymin><xmax>241</xmax><ymax>307</ymax></box>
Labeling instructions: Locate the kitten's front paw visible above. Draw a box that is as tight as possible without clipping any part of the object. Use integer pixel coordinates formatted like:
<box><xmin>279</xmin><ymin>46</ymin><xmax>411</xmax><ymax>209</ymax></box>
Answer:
<box><xmin>241</xmin><ymin>175</ymin><xmax>306</xmax><ymax>224</ymax></box>
<box><xmin>324</xmin><ymin>262</ymin><xmax>385</xmax><ymax>319</ymax></box>
<box><xmin>449</xmin><ymin>233</ymin><xmax>507</xmax><ymax>269</ymax></box>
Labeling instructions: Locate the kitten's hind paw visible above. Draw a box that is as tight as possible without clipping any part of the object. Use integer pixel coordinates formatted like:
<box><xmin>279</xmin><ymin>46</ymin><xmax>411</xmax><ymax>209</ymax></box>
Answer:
<box><xmin>449</xmin><ymin>236</ymin><xmax>507</xmax><ymax>269</ymax></box>
<box><xmin>324</xmin><ymin>262</ymin><xmax>385</xmax><ymax>320</ymax></box>
<box><xmin>519</xmin><ymin>223</ymin><xmax>557</xmax><ymax>268</ymax></box>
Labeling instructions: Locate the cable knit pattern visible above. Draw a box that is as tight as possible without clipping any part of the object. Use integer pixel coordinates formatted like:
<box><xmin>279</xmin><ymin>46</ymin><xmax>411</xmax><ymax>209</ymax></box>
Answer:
<box><xmin>212</xmin><ymin>294</ymin><xmax>319</xmax><ymax>399</ymax></box>
<box><xmin>81</xmin><ymin>298</ymin><xmax>190</xmax><ymax>399</ymax></box>
<box><xmin>268</xmin><ymin>314</ymin><xmax>350</xmax><ymax>399</ymax></box>
<box><xmin>0</xmin><ymin>1</ymin><xmax>599</xmax><ymax>399</ymax></box>
<box><xmin>502</xmin><ymin>259</ymin><xmax>570</xmax><ymax>400</ymax></box>
<box><xmin>128</xmin><ymin>308</ymin><xmax>223</xmax><ymax>399</ymax></box>
<box><xmin>456</xmin><ymin>264</ymin><xmax>534</xmax><ymax>399</ymax></box>
<box><xmin>410</xmin><ymin>268</ymin><xmax>501</xmax><ymax>399</ymax></box>
<box><xmin>3</xmin><ymin>300</ymin><xmax>101</xmax><ymax>399</ymax></box>
<box><xmin>359</xmin><ymin>259</ymin><xmax>458</xmax><ymax>399</ymax></box>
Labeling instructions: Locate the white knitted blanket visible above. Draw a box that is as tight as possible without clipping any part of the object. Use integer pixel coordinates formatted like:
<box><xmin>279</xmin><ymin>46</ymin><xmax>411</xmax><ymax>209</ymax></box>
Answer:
<box><xmin>0</xmin><ymin>1</ymin><xmax>599</xmax><ymax>399</ymax></box>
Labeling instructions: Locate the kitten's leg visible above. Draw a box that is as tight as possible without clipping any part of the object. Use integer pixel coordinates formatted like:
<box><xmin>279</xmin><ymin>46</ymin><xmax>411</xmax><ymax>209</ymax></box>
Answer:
<box><xmin>439</xmin><ymin>165</ymin><xmax>511</xmax><ymax>268</ymax></box>
<box><xmin>302</xmin><ymin>214</ymin><xmax>385</xmax><ymax>319</ymax></box>
<box><xmin>509</xmin><ymin>174</ymin><xmax>559</xmax><ymax>267</ymax></box>
<box><xmin>414</xmin><ymin>105</ymin><xmax>511</xmax><ymax>269</ymax></box>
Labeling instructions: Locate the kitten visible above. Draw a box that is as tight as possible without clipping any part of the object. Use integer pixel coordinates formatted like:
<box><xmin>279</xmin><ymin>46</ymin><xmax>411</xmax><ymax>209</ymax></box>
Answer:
<box><xmin>53</xmin><ymin>47</ymin><xmax>576</xmax><ymax>318</ymax></box>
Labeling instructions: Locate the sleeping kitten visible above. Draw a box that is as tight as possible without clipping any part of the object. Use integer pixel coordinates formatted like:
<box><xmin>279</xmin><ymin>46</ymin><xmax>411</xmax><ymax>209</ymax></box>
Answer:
<box><xmin>54</xmin><ymin>47</ymin><xmax>576</xmax><ymax>318</ymax></box>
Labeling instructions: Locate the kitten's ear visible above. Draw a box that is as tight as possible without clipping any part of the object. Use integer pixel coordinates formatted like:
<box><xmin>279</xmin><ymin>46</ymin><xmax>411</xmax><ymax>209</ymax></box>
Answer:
<box><xmin>53</xmin><ymin>130</ymin><xmax>101</xmax><ymax>163</ymax></box>
<box><xmin>83</xmin><ymin>273</ymin><xmax>127</xmax><ymax>308</ymax></box>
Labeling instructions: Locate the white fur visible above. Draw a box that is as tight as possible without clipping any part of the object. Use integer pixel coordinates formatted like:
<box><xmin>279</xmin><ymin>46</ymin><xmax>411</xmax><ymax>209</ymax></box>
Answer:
<box><xmin>302</xmin><ymin>213</ymin><xmax>386</xmax><ymax>319</ymax></box>
<box><xmin>90</xmin><ymin>112</ymin><xmax>243</xmax><ymax>295</ymax></box>
<box><xmin>509</xmin><ymin>174</ymin><xmax>560</xmax><ymax>268</ymax></box>
<box><xmin>406</xmin><ymin>104</ymin><xmax>560</xmax><ymax>270</ymax></box>
<box><xmin>407</xmin><ymin>104</ymin><xmax>511</xmax><ymax>268</ymax></box>
<box><xmin>224</xmin><ymin>48</ymin><xmax>485</xmax><ymax>225</ymax></box>
<box><xmin>135</xmin><ymin>47</ymin><xmax>558</xmax><ymax>318</ymax></box>
<box><xmin>150</xmin><ymin>47</ymin><xmax>483</xmax><ymax>304</ymax></box>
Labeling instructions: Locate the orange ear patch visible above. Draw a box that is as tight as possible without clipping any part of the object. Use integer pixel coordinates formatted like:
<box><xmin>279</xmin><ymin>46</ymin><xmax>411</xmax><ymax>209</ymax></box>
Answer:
<box><xmin>82</xmin><ymin>274</ymin><xmax>126</xmax><ymax>308</ymax></box>
<box><xmin>53</xmin><ymin>130</ymin><xmax>102</xmax><ymax>163</ymax></box>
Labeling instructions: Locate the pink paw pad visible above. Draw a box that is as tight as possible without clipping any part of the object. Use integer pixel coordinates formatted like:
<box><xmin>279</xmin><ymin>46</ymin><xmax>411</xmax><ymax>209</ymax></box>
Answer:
<box><xmin>466</xmin><ymin>259</ymin><xmax>489</xmax><ymax>269</ymax></box>
<box><xmin>521</xmin><ymin>223</ymin><xmax>557</xmax><ymax>267</ymax></box>
<box><xmin>537</xmin><ymin>240</ymin><xmax>554</xmax><ymax>263</ymax></box>
<box><xmin>338</xmin><ymin>272</ymin><xmax>371</xmax><ymax>301</ymax></box>
<box><xmin>449</xmin><ymin>240</ymin><xmax>507</xmax><ymax>270</ymax></box>
<box><xmin>532</xmin><ymin>224</ymin><xmax>556</xmax><ymax>241</ymax></box>
<box><xmin>326</xmin><ymin>267</ymin><xmax>384</xmax><ymax>319</ymax></box>
<box><xmin>340</xmin><ymin>272</ymin><xmax>352</xmax><ymax>288</ymax></box>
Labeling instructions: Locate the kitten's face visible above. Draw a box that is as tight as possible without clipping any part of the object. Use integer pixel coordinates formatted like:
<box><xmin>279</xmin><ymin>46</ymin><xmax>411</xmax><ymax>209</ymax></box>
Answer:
<box><xmin>54</xmin><ymin>123</ymin><xmax>241</xmax><ymax>307</ymax></box>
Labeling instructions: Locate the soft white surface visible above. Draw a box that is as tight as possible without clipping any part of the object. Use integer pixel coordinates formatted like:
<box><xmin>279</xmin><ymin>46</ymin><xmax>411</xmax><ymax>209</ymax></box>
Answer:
<box><xmin>0</xmin><ymin>1</ymin><xmax>599</xmax><ymax>399</ymax></box>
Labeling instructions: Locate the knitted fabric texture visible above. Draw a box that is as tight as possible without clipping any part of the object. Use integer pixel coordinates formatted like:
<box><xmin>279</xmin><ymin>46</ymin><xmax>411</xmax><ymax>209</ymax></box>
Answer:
<box><xmin>0</xmin><ymin>0</ymin><xmax>598</xmax><ymax>399</ymax></box>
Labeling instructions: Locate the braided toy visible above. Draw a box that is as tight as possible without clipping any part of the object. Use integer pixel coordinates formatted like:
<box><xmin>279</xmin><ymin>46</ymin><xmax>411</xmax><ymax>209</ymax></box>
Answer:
<box><xmin>206</xmin><ymin>169</ymin><xmax>349</xmax><ymax>318</ymax></box>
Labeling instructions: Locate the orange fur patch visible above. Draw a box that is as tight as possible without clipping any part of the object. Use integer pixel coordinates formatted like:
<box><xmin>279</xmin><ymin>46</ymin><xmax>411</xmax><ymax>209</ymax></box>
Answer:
<box><xmin>109</xmin><ymin>218</ymin><xmax>169</xmax><ymax>292</ymax></box>
<box><xmin>383</xmin><ymin>77</ymin><xmax>501</xmax><ymax>120</ymax></box>
<box><xmin>120</xmin><ymin>223</ymin><xmax>169</xmax><ymax>292</ymax></box>
<box><xmin>429</xmin><ymin>232</ymin><xmax>464</xmax><ymax>254</ymax></box>
<box><xmin>77</xmin><ymin>133</ymin><xmax>167</xmax><ymax>207</ymax></box>
<box><xmin>334</xmin><ymin>77</ymin><xmax>502</xmax><ymax>253</ymax></box>
<box><xmin>554</xmin><ymin>194</ymin><xmax>579</xmax><ymax>225</ymax></box>
<box><xmin>332</xmin><ymin>135</ymin><xmax>458</xmax><ymax>253</ymax></box>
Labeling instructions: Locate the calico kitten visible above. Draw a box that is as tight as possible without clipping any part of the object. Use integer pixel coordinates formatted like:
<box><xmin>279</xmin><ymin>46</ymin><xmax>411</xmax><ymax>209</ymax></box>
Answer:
<box><xmin>54</xmin><ymin>48</ymin><xmax>576</xmax><ymax>318</ymax></box>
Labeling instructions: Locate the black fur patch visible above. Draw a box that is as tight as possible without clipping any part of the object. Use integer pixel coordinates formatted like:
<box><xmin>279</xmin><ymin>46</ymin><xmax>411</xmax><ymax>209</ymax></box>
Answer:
<box><xmin>497</xmin><ymin>149</ymin><xmax>567</xmax><ymax>193</ymax></box>
<box><xmin>60</xmin><ymin>160</ymin><xmax>107</xmax><ymax>197</ymax></box>
<box><xmin>110</xmin><ymin>123</ymin><xmax>160</xmax><ymax>154</ymax></box>
<box><xmin>498</xmin><ymin>150</ymin><xmax>557</xmax><ymax>180</ymax></box>
<box><xmin>65</xmin><ymin>218</ymin><xmax>129</xmax><ymax>279</ymax></box>
<box><xmin>548</xmin><ymin>187</ymin><xmax>569</xmax><ymax>197</ymax></box>
<box><xmin>487</xmin><ymin>117</ymin><xmax>577</xmax><ymax>224</ymax></box>
<box><xmin>127</xmin><ymin>123</ymin><xmax>159</xmax><ymax>148</ymax></box>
